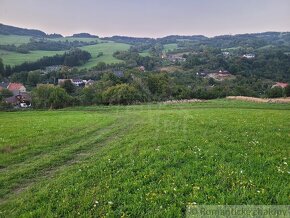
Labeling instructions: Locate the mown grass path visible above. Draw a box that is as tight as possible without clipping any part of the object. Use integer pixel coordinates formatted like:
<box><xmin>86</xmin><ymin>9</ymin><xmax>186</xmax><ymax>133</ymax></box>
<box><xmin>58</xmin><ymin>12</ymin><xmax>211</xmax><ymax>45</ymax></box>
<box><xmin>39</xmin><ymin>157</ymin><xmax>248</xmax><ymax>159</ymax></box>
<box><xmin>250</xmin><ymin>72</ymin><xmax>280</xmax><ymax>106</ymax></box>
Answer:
<box><xmin>0</xmin><ymin>111</ymin><xmax>136</xmax><ymax>203</ymax></box>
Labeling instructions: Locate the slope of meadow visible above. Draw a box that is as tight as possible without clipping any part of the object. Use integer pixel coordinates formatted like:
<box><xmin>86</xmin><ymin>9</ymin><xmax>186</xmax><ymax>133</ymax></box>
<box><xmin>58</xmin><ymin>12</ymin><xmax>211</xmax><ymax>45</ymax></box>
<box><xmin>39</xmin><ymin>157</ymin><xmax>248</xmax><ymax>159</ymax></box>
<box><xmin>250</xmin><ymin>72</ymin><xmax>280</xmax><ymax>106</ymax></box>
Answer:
<box><xmin>79</xmin><ymin>42</ymin><xmax>130</xmax><ymax>69</ymax></box>
<box><xmin>0</xmin><ymin>49</ymin><xmax>66</xmax><ymax>66</ymax></box>
<box><xmin>0</xmin><ymin>35</ymin><xmax>130</xmax><ymax>67</ymax></box>
<box><xmin>0</xmin><ymin>100</ymin><xmax>289</xmax><ymax>217</ymax></box>
<box><xmin>0</xmin><ymin>35</ymin><xmax>31</xmax><ymax>45</ymax></box>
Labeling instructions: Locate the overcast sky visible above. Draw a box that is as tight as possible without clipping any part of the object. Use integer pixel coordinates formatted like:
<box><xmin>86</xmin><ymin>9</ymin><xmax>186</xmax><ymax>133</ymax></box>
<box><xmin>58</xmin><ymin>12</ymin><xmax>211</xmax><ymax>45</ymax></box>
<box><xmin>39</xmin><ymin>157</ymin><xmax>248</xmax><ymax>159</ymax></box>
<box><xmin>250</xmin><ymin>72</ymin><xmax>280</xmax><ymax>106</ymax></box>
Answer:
<box><xmin>1</xmin><ymin>0</ymin><xmax>290</xmax><ymax>37</ymax></box>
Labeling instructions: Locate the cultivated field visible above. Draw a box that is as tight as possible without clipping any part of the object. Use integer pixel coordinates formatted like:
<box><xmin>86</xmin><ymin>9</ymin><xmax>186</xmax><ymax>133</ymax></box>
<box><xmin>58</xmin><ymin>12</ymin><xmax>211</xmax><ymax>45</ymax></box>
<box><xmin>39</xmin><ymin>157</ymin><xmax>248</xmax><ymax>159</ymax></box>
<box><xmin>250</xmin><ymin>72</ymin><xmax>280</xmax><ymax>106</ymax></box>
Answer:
<box><xmin>0</xmin><ymin>100</ymin><xmax>289</xmax><ymax>217</ymax></box>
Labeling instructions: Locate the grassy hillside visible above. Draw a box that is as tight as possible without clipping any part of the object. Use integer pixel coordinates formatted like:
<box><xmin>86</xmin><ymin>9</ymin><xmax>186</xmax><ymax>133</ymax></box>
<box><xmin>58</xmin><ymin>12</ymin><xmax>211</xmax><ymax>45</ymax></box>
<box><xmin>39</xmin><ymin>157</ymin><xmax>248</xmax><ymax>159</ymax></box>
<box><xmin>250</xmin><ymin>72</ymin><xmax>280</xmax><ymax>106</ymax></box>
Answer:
<box><xmin>79</xmin><ymin>42</ymin><xmax>130</xmax><ymax>69</ymax></box>
<box><xmin>49</xmin><ymin>37</ymin><xmax>100</xmax><ymax>43</ymax></box>
<box><xmin>0</xmin><ymin>35</ymin><xmax>32</xmax><ymax>45</ymax></box>
<box><xmin>163</xmin><ymin>43</ymin><xmax>178</xmax><ymax>52</ymax></box>
<box><xmin>0</xmin><ymin>34</ymin><xmax>99</xmax><ymax>45</ymax></box>
<box><xmin>0</xmin><ymin>34</ymin><xmax>130</xmax><ymax>68</ymax></box>
<box><xmin>0</xmin><ymin>49</ymin><xmax>66</xmax><ymax>66</ymax></box>
<box><xmin>0</xmin><ymin>100</ymin><xmax>289</xmax><ymax>217</ymax></box>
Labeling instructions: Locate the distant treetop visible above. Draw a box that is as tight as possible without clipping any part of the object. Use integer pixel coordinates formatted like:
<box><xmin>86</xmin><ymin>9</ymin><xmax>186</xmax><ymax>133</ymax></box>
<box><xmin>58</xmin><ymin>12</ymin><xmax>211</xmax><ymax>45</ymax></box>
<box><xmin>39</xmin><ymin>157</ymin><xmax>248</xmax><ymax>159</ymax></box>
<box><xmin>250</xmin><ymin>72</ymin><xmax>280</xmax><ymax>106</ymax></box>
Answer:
<box><xmin>71</xmin><ymin>33</ymin><xmax>99</xmax><ymax>38</ymax></box>
<box><xmin>0</xmin><ymin>23</ymin><xmax>46</xmax><ymax>37</ymax></box>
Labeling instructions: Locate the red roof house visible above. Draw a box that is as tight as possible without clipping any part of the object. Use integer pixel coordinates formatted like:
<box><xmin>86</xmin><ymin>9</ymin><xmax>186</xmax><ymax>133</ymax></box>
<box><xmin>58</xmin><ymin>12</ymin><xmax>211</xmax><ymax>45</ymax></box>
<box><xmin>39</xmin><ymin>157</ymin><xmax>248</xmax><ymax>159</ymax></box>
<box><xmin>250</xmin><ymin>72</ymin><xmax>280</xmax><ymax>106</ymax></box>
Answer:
<box><xmin>7</xmin><ymin>83</ymin><xmax>26</xmax><ymax>95</ymax></box>
<box><xmin>272</xmin><ymin>82</ymin><xmax>289</xmax><ymax>89</ymax></box>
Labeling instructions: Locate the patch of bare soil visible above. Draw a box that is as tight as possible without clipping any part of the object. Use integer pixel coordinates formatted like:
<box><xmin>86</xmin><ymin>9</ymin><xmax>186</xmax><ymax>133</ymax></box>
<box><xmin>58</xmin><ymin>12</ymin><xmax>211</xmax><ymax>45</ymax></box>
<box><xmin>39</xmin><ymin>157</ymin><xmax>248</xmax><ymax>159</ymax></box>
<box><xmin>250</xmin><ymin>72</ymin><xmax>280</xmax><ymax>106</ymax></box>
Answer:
<box><xmin>227</xmin><ymin>96</ymin><xmax>290</xmax><ymax>103</ymax></box>
<box><xmin>159</xmin><ymin>66</ymin><xmax>183</xmax><ymax>73</ymax></box>
<box><xmin>162</xmin><ymin>99</ymin><xmax>205</xmax><ymax>104</ymax></box>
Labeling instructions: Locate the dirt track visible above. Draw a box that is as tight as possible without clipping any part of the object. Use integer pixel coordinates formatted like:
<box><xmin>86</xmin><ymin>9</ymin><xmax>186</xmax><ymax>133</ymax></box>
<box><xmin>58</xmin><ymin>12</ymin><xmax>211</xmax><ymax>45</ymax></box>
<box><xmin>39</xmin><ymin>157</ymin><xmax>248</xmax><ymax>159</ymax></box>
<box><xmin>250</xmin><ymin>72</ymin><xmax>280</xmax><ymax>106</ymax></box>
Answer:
<box><xmin>162</xmin><ymin>99</ymin><xmax>204</xmax><ymax>104</ymax></box>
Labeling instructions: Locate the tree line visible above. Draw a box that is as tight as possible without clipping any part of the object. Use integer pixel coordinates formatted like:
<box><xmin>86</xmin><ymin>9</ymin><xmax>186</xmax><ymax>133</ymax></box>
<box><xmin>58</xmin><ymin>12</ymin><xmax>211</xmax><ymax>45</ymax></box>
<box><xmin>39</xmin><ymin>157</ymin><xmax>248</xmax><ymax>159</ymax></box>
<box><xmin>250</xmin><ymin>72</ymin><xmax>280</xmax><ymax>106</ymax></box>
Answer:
<box><xmin>0</xmin><ymin>38</ymin><xmax>97</xmax><ymax>54</ymax></box>
<box><xmin>28</xmin><ymin>70</ymin><xmax>290</xmax><ymax>109</ymax></box>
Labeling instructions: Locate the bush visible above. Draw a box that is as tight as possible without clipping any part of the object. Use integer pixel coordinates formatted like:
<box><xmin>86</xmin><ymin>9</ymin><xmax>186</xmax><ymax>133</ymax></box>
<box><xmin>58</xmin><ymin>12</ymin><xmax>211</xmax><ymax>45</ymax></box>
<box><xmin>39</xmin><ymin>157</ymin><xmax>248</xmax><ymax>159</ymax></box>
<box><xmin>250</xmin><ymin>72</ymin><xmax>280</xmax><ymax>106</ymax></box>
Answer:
<box><xmin>285</xmin><ymin>85</ymin><xmax>290</xmax><ymax>97</ymax></box>
<box><xmin>32</xmin><ymin>85</ymin><xmax>72</xmax><ymax>109</ymax></box>
<box><xmin>0</xmin><ymin>88</ymin><xmax>13</xmax><ymax>98</ymax></box>
<box><xmin>0</xmin><ymin>101</ymin><xmax>13</xmax><ymax>111</ymax></box>
<box><xmin>102</xmin><ymin>84</ymin><xmax>141</xmax><ymax>105</ymax></box>
<box><xmin>60</xmin><ymin>80</ymin><xmax>76</xmax><ymax>94</ymax></box>
<box><xmin>267</xmin><ymin>87</ymin><xmax>284</xmax><ymax>98</ymax></box>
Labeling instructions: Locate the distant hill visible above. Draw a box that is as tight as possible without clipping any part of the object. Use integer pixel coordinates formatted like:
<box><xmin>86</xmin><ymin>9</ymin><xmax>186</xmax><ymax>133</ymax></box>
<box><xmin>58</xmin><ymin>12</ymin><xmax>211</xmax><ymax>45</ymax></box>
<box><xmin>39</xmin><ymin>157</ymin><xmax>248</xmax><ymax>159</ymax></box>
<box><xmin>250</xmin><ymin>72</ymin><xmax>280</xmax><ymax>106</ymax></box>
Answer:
<box><xmin>72</xmin><ymin>33</ymin><xmax>98</xmax><ymax>38</ymax></box>
<box><xmin>0</xmin><ymin>23</ymin><xmax>46</xmax><ymax>37</ymax></box>
<box><xmin>47</xmin><ymin>33</ymin><xmax>63</xmax><ymax>38</ymax></box>
<box><xmin>102</xmin><ymin>36</ymin><xmax>155</xmax><ymax>44</ymax></box>
<box><xmin>1</xmin><ymin>23</ymin><xmax>289</xmax><ymax>45</ymax></box>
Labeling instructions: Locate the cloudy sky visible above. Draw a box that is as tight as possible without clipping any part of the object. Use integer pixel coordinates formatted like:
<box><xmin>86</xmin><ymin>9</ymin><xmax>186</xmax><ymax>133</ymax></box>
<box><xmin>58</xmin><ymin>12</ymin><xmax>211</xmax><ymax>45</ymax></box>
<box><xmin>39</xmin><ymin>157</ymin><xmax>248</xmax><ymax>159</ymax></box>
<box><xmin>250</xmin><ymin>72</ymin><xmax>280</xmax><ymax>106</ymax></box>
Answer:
<box><xmin>1</xmin><ymin>0</ymin><xmax>290</xmax><ymax>37</ymax></box>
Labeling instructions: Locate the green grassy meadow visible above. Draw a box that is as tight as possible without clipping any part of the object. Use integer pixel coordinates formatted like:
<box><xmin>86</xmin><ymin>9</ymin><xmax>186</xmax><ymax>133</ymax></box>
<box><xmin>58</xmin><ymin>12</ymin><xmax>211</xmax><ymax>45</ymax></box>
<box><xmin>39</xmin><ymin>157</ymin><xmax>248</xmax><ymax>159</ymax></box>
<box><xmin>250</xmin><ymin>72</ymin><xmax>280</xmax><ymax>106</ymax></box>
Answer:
<box><xmin>0</xmin><ymin>100</ymin><xmax>289</xmax><ymax>217</ymax></box>
<box><xmin>0</xmin><ymin>34</ymin><xmax>180</xmax><ymax>68</ymax></box>
<box><xmin>79</xmin><ymin>42</ymin><xmax>130</xmax><ymax>69</ymax></box>
<box><xmin>163</xmin><ymin>43</ymin><xmax>178</xmax><ymax>52</ymax></box>
<box><xmin>0</xmin><ymin>35</ymin><xmax>130</xmax><ymax>68</ymax></box>
<box><xmin>0</xmin><ymin>49</ymin><xmax>66</xmax><ymax>66</ymax></box>
<box><xmin>0</xmin><ymin>35</ymin><xmax>31</xmax><ymax>45</ymax></box>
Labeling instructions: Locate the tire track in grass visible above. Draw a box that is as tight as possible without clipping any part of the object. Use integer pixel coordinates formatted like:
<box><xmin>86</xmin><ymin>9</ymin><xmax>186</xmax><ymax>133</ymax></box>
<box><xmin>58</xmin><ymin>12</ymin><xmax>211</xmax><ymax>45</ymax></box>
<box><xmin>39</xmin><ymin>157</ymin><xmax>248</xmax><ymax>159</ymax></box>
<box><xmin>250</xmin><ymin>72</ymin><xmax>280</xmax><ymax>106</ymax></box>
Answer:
<box><xmin>0</xmin><ymin>121</ymin><xmax>114</xmax><ymax>168</ymax></box>
<box><xmin>0</xmin><ymin>116</ymin><xmax>137</xmax><ymax>204</ymax></box>
<box><xmin>0</xmin><ymin>124</ymin><xmax>116</xmax><ymax>198</ymax></box>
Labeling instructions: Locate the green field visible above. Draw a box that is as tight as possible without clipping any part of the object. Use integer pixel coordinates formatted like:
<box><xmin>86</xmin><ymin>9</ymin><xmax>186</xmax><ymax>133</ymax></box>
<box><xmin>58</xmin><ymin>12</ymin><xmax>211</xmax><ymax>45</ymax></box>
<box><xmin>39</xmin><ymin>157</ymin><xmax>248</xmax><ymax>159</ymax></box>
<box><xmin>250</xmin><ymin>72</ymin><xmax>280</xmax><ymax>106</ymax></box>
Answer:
<box><xmin>0</xmin><ymin>35</ymin><xmax>31</xmax><ymax>45</ymax></box>
<box><xmin>0</xmin><ymin>49</ymin><xmax>66</xmax><ymax>66</ymax></box>
<box><xmin>163</xmin><ymin>43</ymin><xmax>178</xmax><ymax>52</ymax></box>
<box><xmin>0</xmin><ymin>100</ymin><xmax>289</xmax><ymax>217</ymax></box>
<box><xmin>0</xmin><ymin>35</ymin><xmax>130</xmax><ymax>68</ymax></box>
<box><xmin>49</xmin><ymin>37</ymin><xmax>101</xmax><ymax>43</ymax></box>
<box><xmin>139</xmin><ymin>50</ymin><xmax>151</xmax><ymax>57</ymax></box>
<box><xmin>79</xmin><ymin>42</ymin><xmax>130</xmax><ymax>69</ymax></box>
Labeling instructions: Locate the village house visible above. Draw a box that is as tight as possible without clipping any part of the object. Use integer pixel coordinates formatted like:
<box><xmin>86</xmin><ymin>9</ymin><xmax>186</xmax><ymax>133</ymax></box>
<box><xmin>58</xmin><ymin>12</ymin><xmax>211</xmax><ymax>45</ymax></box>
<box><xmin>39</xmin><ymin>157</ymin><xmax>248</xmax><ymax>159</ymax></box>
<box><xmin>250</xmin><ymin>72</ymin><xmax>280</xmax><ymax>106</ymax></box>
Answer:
<box><xmin>5</xmin><ymin>93</ymin><xmax>31</xmax><ymax>108</ymax></box>
<box><xmin>222</xmin><ymin>51</ymin><xmax>230</xmax><ymax>57</ymax></box>
<box><xmin>138</xmin><ymin>66</ymin><xmax>145</xmax><ymax>72</ymax></box>
<box><xmin>58</xmin><ymin>79</ymin><xmax>70</xmax><ymax>85</ymax></box>
<box><xmin>196</xmin><ymin>70</ymin><xmax>232</xmax><ymax>81</ymax></box>
<box><xmin>71</xmin><ymin>79</ymin><xmax>85</xmax><ymax>86</ymax></box>
<box><xmin>85</xmin><ymin>80</ymin><xmax>95</xmax><ymax>87</ymax></box>
<box><xmin>271</xmin><ymin>82</ymin><xmax>288</xmax><ymax>89</ymax></box>
<box><xmin>2</xmin><ymin>83</ymin><xmax>31</xmax><ymax>108</ymax></box>
<box><xmin>242</xmin><ymin>54</ymin><xmax>255</xmax><ymax>59</ymax></box>
<box><xmin>58</xmin><ymin>79</ymin><xmax>85</xmax><ymax>87</ymax></box>
<box><xmin>7</xmin><ymin>83</ymin><xmax>26</xmax><ymax>95</ymax></box>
